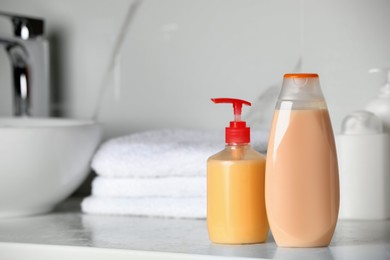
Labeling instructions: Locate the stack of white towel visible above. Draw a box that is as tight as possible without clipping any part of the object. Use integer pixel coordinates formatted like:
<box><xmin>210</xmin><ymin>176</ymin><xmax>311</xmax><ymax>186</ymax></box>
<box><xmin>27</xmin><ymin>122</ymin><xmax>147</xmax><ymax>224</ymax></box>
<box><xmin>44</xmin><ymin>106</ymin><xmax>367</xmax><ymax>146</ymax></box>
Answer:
<box><xmin>81</xmin><ymin>128</ymin><xmax>268</xmax><ymax>219</ymax></box>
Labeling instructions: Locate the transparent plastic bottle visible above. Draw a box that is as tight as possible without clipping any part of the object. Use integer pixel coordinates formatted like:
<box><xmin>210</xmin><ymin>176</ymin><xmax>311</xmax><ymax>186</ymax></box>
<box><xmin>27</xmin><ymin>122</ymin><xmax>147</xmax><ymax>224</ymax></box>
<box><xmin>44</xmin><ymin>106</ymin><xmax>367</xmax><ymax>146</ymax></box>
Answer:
<box><xmin>266</xmin><ymin>74</ymin><xmax>339</xmax><ymax>247</ymax></box>
<box><xmin>207</xmin><ymin>98</ymin><xmax>268</xmax><ymax>244</ymax></box>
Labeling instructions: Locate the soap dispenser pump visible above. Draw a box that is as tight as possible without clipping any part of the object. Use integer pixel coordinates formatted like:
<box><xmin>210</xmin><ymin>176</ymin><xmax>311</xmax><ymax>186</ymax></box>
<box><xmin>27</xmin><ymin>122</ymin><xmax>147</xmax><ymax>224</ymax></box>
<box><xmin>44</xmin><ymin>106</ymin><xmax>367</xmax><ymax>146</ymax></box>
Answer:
<box><xmin>207</xmin><ymin>98</ymin><xmax>268</xmax><ymax>244</ymax></box>
<box><xmin>366</xmin><ymin>68</ymin><xmax>390</xmax><ymax>133</ymax></box>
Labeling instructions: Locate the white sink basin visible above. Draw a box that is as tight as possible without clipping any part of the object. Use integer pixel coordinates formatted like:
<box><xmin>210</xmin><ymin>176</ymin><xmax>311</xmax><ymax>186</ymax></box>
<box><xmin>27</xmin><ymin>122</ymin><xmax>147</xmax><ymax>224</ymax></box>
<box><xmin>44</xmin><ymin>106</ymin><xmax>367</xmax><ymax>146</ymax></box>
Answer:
<box><xmin>0</xmin><ymin>118</ymin><xmax>102</xmax><ymax>217</ymax></box>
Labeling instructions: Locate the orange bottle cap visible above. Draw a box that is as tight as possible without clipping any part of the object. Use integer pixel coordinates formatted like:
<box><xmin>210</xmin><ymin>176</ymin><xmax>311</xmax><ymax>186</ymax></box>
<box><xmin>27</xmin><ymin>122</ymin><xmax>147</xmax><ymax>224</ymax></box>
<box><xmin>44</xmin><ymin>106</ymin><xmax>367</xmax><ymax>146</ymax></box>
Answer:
<box><xmin>284</xmin><ymin>73</ymin><xmax>319</xmax><ymax>78</ymax></box>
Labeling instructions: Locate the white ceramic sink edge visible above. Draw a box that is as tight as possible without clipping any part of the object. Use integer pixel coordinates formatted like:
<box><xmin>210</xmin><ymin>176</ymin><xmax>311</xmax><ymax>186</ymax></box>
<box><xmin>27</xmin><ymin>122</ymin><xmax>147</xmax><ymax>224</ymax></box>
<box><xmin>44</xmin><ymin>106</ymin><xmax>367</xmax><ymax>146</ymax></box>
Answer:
<box><xmin>0</xmin><ymin>242</ymin><xmax>266</xmax><ymax>260</ymax></box>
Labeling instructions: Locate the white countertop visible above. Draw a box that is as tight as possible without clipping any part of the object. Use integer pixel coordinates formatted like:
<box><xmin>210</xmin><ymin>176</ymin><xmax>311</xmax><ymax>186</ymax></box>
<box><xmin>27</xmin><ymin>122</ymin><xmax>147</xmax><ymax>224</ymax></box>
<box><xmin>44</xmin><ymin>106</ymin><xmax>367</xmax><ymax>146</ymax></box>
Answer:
<box><xmin>0</xmin><ymin>198</ymin><xmax>389</xmax><ymax>260</ymax></box>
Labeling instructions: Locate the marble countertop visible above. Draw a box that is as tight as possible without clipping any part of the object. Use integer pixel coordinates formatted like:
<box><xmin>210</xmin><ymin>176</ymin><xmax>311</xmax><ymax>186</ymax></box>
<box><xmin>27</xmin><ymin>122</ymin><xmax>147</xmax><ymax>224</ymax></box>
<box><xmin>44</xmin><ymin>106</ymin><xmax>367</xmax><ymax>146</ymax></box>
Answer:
<box><xmin>0</xmin><ymin>198</ymin><xmax>389</xmax><ymax>260</ymax></box>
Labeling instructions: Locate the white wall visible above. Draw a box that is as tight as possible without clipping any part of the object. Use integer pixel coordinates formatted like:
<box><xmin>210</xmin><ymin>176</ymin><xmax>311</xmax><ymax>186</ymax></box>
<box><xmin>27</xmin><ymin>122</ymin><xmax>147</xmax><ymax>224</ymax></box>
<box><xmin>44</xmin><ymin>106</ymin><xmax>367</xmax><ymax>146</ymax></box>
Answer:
<box><xmin>1</xmin><ymin>0</ymin><xmax>390</xmax><ymax>138</ymax></box>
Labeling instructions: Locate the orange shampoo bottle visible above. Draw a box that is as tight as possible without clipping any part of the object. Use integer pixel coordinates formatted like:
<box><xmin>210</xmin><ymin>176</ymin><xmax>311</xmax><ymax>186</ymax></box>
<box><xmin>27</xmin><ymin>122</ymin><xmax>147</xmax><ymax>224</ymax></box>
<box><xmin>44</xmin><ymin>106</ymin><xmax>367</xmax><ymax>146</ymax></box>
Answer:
<box><xmin>266</xmin><ymin>74</ymin><xmax>339</xmax><ymax>247</ymax></box>
<box><xmin>207</xmin><ymin>98</ymin><xmax>268</xmax><ymax>244</ymax></box>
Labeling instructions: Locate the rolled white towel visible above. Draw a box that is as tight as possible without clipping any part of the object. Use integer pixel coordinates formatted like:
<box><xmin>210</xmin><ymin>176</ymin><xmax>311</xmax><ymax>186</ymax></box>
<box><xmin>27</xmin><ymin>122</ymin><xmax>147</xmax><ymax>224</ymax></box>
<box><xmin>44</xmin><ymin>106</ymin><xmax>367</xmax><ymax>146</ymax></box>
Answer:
<box><xmin>92</xmin><ymin>128</ymin><xmax>268</xmax><ymax>178</ymax></box>
<box><xmin>92</xmin><ymin>176</ymin><xmax>206</xmax><ymax>198</ymax></box>
<box><xmin>81</xmin><ymin>196</ymin><xmax>206</xmax><ymax>219</ymax></box>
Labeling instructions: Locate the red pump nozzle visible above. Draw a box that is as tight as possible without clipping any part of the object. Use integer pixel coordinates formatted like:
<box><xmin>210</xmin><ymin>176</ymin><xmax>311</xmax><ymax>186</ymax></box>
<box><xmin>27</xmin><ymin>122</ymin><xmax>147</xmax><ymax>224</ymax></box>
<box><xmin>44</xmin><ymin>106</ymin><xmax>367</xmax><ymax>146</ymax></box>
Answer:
<box><xmin>211</xmin><ymin>98</ymin><xmax>251</xmax><ymax>144</ymax></box>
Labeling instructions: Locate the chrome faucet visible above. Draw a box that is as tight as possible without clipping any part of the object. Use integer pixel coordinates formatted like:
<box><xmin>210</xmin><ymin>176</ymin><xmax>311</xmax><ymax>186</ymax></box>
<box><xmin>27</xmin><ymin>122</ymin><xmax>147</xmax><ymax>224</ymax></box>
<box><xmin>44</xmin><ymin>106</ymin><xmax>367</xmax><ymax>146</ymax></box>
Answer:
<box><xmin>0</xmin><ymin>12</ymin><xmax>49</xmax><ymax>117</ymax></box>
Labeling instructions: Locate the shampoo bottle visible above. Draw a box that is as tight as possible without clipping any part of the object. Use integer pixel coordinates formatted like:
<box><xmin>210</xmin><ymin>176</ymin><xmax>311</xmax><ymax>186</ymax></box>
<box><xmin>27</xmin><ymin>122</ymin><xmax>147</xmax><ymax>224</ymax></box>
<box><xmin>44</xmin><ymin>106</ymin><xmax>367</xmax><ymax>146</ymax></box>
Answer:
<box><xmin>266</xmin><ymin>74</ymin><xmax>339</xmax><ymax>247</ymax></box>
<box><xmin>207</xmin><ymin>98</ymin><xmax>268</xmax><ymax>244</ymax></box>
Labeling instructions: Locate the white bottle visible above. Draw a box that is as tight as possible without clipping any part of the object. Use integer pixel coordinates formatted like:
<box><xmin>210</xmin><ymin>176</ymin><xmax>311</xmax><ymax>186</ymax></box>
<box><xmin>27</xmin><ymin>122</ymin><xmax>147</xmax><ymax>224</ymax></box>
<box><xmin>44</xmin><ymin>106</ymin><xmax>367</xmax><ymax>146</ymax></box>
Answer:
<box><xmin>336</xmin><ymin>111</ymin><xmax>390</xmax><ymax>219</ymax></box>
<box><xmin>365</xmin><ymin>68</ymin><xmax>390</xmax><ymax>133</ymax></box>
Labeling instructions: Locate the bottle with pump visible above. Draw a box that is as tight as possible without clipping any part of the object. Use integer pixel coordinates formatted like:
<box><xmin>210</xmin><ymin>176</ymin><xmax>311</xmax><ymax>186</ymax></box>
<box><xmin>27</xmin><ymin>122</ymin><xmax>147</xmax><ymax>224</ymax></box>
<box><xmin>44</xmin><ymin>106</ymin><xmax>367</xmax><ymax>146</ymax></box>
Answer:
<box><xmin>207</xmin><ymin>98</ymin><xmax>268</xmax><ymax>244</ymax></box>
<box><xmin>365</xmin><ymin>68</ymin><xmax>390</xmax><ymax>133</ymax></box>
<box><xmin>266</xmin><ymin>74</ymin><xmax>339</xmax><ymax>247</ymax></box>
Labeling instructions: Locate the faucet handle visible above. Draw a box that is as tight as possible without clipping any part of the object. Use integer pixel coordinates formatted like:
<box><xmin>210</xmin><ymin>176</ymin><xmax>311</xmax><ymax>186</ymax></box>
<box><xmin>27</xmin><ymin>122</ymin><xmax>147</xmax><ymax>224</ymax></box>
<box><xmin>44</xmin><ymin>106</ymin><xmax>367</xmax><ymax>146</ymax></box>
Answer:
<box><xmin>0</xmin><ymin>12</ymin><xmax>44</xmax><ymax>39</ymax></box>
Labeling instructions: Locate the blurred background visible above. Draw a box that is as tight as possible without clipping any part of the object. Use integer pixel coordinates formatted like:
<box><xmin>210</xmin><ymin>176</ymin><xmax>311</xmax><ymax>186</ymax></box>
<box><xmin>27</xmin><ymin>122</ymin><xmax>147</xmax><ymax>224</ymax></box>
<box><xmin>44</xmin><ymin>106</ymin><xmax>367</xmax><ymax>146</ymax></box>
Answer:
<box><xmin>0</xmin><ymin>0</ymin><xmax>389</xmax><ymax>137</ymax></box>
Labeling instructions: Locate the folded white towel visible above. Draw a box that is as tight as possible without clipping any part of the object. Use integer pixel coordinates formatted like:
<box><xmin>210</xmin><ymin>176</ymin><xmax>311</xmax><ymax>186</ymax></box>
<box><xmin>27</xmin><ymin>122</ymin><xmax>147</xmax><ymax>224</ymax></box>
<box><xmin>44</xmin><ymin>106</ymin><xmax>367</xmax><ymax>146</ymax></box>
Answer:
<box><xmin>81</xmin><ymin>196</ymin><xmax>206</xmax><ymax>219</ymax></box>
<box><xmin>92</xmin><ymin>128</ymin><xmax>268</xmax><ymax>178</ymax></box>
<box><xmin>92</xmin><ymin>176</ymin><xmax>206</xmax><ymax>198</ymax></box>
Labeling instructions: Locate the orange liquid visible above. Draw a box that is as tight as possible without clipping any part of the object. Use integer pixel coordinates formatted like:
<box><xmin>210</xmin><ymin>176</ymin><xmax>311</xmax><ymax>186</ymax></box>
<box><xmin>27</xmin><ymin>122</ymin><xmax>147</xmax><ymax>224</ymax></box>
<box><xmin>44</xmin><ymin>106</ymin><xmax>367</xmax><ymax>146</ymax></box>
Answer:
<box><xmin>207</xmin><ymin>145</ymin><xmax>268</xmax><ymax>244</ymax></box>
<box><xmin>266</xmin><ymin>109</ymin><xmax>339</xmax><ymax>247</ymax></box>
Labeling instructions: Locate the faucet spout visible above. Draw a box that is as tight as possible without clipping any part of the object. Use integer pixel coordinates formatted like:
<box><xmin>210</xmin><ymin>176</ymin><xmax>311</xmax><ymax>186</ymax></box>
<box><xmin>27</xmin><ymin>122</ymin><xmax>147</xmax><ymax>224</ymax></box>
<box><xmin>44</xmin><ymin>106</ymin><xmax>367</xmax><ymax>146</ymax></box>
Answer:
<box><xmin>0</xmin><ymin>12</ymin><xmax>49</xmax><ymax>117</ymax></box>
<box><xmin>1</xmin><ymin>39</ymin><xmax>31</xmax><ymax>116</ymax></box>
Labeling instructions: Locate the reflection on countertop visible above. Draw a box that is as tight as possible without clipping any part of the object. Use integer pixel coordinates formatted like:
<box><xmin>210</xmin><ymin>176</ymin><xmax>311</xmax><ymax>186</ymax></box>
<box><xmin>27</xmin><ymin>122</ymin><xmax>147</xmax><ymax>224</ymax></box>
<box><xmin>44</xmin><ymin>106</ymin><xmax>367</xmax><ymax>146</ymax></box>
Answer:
<box><xmin>0</xmin><ymin>198</ymin><xmax>389</xmax><ymax>260</ymax></box>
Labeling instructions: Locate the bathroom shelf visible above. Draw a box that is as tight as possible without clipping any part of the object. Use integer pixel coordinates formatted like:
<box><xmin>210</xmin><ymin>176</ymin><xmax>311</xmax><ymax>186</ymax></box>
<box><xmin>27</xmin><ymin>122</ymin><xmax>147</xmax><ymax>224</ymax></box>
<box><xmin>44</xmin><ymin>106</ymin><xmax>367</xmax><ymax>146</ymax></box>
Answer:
<box><xmin>0</xmin><ymin>198</ymin><xmax>389</xmax><ymax>260</ymax></box>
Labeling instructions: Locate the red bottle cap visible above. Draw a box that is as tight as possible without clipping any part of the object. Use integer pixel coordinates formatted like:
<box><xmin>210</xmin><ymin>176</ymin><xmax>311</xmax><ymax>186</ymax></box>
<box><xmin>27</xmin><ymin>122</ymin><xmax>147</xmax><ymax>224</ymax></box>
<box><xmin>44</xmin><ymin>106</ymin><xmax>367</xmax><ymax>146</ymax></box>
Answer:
<box><xmin>211</xmin><ymin>98</ymin><xmax>251</xmax><ymax>144</ymax></box>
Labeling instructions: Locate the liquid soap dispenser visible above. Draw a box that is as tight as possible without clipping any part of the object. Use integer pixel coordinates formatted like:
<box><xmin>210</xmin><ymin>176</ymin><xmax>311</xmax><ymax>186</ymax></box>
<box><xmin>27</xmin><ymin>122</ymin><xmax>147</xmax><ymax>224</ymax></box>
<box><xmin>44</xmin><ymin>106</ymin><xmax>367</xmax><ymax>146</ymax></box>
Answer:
<box><xmin>207</xmin><ymin>98</ymin><xmax>268</xmax><ymax>244</ymax></box>
<box><xmin>365</xmin><ymin>68</ymin><xmax>390</xmax><ymax>133</ymax></box>
<box><xmin>266</xmin><ymin>74</ymin><xmax>339</xmax><ymax>247</ymax></box>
